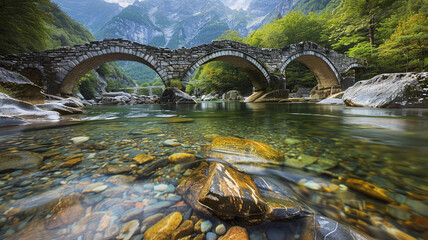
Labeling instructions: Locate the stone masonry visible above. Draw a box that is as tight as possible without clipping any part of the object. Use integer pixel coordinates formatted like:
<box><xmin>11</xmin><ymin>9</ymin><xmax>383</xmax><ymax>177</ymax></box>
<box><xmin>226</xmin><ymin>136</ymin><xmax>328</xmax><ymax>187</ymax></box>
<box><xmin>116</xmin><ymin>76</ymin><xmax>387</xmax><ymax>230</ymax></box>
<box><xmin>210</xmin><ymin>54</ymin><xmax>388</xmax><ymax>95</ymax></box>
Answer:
<box><xmin>0</xmin><ymin>39</ymin><xmax>363</xmax><ymax>96</ymax></box>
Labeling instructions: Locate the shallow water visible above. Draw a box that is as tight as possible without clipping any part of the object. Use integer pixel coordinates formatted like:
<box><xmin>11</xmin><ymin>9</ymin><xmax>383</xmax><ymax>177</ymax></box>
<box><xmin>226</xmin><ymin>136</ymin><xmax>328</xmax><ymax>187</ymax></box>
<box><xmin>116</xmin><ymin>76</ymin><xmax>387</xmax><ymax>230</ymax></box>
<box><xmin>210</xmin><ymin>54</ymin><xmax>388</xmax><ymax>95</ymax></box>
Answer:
<box><xmin>0</xmin><ymin>102</ymin><xmax>427</xmax><ymax>239</ymax></box>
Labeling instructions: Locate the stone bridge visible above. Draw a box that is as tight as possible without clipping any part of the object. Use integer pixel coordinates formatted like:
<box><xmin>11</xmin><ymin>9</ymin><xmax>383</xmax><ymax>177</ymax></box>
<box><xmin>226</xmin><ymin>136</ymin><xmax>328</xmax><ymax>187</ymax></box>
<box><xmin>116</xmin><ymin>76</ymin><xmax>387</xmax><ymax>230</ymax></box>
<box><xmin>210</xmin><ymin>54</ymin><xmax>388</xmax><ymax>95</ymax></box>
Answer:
<box><xmin>0</xmin><ymin>39</ymin><xmax>363</xmax><ymax>98</ymax></box>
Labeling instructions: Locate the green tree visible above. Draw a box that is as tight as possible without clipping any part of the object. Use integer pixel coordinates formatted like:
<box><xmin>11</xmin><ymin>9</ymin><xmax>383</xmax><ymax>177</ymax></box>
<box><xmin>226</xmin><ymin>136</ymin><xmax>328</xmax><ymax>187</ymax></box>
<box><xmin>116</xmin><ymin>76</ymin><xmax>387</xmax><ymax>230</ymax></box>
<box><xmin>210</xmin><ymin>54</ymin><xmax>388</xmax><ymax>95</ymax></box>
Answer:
<box><xmin>379</xmin><ymin>13</ymin><xmax>428</xmax><ymax>71</ymax></box>
<box><xmin>218</xmin><ymin>30</ymin><xmax>245</xmax><ymax>42</ymax></box>
<box><xmin>0</xmin><ymin>0</ymin><xmax>52</xmax><ymax>54</ymax></box>
<box><xmin>244</xmin><ymin>11</ymin><xmax>327</xmax><ymax>48</ymax></box>
<box><xmin>193</xmin><ymin>62</ymin><xmax>253</xmax><ymax>95</ymax></box>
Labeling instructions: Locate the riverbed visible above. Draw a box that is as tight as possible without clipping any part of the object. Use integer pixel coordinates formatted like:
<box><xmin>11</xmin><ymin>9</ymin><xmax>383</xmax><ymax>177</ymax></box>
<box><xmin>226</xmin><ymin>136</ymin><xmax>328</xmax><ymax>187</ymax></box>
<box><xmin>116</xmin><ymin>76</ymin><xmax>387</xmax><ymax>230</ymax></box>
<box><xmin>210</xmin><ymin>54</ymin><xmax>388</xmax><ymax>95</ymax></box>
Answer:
<box><xmin>0</xmin><ymin>102</ymin><xmax>427</xmax><ymax>239</ymax></box>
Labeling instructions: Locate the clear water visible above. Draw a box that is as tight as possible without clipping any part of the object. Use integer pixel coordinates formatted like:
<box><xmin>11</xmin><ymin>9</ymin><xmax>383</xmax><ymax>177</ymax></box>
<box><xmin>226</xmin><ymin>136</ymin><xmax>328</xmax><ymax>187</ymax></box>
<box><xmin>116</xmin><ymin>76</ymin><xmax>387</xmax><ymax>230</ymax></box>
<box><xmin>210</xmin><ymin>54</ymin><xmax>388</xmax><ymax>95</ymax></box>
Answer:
<box><xmin>0</xmin><ymin>102</ymin><xmax>427</xmax><ymax>239</ymax></box>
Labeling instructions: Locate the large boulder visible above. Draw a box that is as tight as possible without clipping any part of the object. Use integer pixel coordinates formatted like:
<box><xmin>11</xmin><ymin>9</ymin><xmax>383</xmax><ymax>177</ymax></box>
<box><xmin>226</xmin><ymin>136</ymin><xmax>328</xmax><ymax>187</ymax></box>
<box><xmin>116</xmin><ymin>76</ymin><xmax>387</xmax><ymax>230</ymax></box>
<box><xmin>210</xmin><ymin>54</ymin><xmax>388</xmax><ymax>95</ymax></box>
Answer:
<box><xmin>223</xmin><ymin>90</ymin><xmax>243</xmax><ymax>100</ymax></box>
<box><xmin>0</xmin><ymin>93</ymin><xmax>60</xmax><ymax>121</ymax></box>
<box><xmin>343</xmin><ymin>72</ymin><xmax>428</xmax><ymax>108</ymax></box>
<box><xmin>198</xmin><ymin>162</ymin><xmax>268</xmax><ymax>222</ymax></box>
<box><xmin>159</xmin><ymin>87</ymin><xmax>197</xmax><ymax>104</ymax></box>
<box><xmin>0</xmin><ymin>67</ymin><xmax>45</xmax><ymax>104</ymax></box>
<box><xmin>177</xmin><ymin>161</ymin><xmax>303</xmax><ymax>224</ymax></box>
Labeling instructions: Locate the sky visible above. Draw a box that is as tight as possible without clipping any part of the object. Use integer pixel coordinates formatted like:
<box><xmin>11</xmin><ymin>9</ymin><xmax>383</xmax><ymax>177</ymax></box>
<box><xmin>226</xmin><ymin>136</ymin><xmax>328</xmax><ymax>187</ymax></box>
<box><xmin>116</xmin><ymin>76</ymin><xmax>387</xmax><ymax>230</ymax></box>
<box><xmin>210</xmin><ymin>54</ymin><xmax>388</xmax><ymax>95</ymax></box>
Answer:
<box><xmin>104</xmin><ymin>0</ymin><xmax>252</xmax><ymax>10</ymax></box>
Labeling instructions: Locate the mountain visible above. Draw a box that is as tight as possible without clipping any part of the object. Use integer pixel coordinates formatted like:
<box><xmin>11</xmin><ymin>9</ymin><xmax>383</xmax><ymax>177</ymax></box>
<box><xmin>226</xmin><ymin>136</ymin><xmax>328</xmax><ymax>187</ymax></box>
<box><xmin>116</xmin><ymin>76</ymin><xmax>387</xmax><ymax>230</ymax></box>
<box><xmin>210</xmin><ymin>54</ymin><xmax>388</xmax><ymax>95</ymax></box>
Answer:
<box><xmin>246</xmin><ymin>0</ymin><xmax>283</xmax><ymax>17</ymax></box>
<box><xmin>52</xmin><ymin>0</ymin><xmax>123</xmax><ymax>32</ymax></box>
<box><xmin>95</xmin><ymin>0</ymin><xmax>251</xmax><ymax>48</ymax></box>
<box><xmin>256</xmin><ymin>0</ymin><xmax>301</xmax><ymax>28</ymax></box>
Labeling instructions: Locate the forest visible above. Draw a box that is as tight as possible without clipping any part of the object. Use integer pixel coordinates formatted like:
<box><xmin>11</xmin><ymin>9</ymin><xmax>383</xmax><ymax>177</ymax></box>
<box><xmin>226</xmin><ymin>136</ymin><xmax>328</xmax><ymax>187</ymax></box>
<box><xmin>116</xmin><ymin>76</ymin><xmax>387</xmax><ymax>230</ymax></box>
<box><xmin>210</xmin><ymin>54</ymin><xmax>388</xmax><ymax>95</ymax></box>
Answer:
<box><xmin>189</xmin><ymin>0</ymin><xmax>427</xmax><ymax>96</ymax></box>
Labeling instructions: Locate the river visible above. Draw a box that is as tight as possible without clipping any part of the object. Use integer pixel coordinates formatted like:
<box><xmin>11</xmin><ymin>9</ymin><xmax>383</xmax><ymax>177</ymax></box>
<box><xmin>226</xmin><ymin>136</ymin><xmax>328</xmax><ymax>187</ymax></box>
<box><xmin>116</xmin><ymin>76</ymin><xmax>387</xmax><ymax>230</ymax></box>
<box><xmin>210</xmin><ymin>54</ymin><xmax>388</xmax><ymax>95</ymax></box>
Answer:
<box><xmin>0</xmin><ymin>102</ymin><xmax>427</xmax><ymax>239</ymax></box>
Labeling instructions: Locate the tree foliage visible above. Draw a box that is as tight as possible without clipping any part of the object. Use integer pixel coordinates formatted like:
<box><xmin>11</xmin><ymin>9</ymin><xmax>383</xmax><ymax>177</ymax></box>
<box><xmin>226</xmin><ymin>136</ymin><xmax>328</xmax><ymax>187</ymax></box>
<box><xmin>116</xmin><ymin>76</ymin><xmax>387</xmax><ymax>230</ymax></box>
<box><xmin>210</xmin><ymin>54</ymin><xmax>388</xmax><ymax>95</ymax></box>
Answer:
<box><xmin>379</xmin><ymin>13</ymin><xmax>428</xmax><ymax>71</ymax></box>
<box><xmin>0</xmin><ymin>0</ymin><xmax>52</xmax><ymax>54</ymax></box>
<box><xmin>193</xmin><ymin>61</ymin><xmax>253</xmax><ymax>95</ymax></box>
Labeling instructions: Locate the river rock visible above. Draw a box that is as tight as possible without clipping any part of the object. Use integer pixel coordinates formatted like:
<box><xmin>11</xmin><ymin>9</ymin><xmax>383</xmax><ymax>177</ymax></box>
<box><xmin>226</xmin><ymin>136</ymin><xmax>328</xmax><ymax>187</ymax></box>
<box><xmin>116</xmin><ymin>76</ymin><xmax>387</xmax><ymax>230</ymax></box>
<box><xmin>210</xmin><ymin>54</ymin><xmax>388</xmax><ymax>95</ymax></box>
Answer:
<box><xmin>133</xmin><ymin>154</ymin><xmax>156</xmax><ymax>165</ymax></box>
<box><xmin>163</xmin><ymin>139</ymin><xmax>181</xmax><ymax>147</ymax></box>
<box><xmin>0</xmin><ymin>151</ymin><xmax>43</xmax><ymax>172</ymax></box>
<box><xmin>218</xmin><ymin>226</ymin><xmax>249</xmax><ymax>240</ymax></box>
<box><xmin>215</xmin><ymin>224</ymin><xmax>226</xmax><ymax>235</ymax></box>
<box><xmin>159</xmin><ymin>87</ymin><xmax>197</xmax><ymax>104</ymax></box>
<box><xmin>224</xmin><ymin>90</ymin><xmax>243</xmax><ymax>100</ymax></box>
<box><xmin>260</xmin><ymin>189</ymin><xmax>302</xmax><ymax>221</ymax></box>
<box><xmin>0</xmin><ymin>67</ymin><xmax>45</xmax><ymax>104</ymax></box>
<box><xmin>345</xmin><ymin>178</ymin><xmax>394</xmax><ymax>202</ymax></box>
<box><xmin>317</xmin><ymin>98</ymin><xmax>345</xmax><ymax>105</ymax></box>
<box><xmin>103</xmin><ymin>164</ymin><xmax>132</xmax><ymax>175</ymax></box>
<box><xmin>70</xmin><ymin>136</ymin><xmax>89</xmax><ymax>144</ymax></box>
<box><xmin>208</xmin><ymin>137</ymin><xmax>284</xmax><ymax>165</ymax></box>
<box><xmin>102</xmin><ymin>92</ymin><xmax>132</xmax><ymax>98</ymax></box>
<box><xmin>176</xmin><ymin>162</ymin><xmax>212</xmax><ymax>215</ymax></box>
<box><xmin>60</xmin><ymin>97</ymin><xmax>85</xmax><ymax>108</ymax></box>
<box><xmin>0</xmin><ymin>93</ymin><xmax>60</xmax><ymax>120</ymax></box>
<box><xmin>59</xmin><ymin>158</ymin><xmax>82</xmax><ymax>167</ymax></box>
<box><xmin>117</xmin><ymin>220</ymin><xmax>139</xmax><ymax>240</ymax></box>
<box><xmin>36</xmin><ymin>103</ymin><xmax>83</xmax><ymax>115</ymax></box>
<box><xmin>136</xmin><ymin>158</ymin><xmax>168</xmax><ymax>177</ymax></box>
<box><xmin>168</xmin><ymin>153</ymin><xmax>196</xmax><ymax>163</ymax></box>
<box><xmin>198</xmin><ymin>162</ymin><xmax>267</xmax><ymax>222</ymax></box>
<box><xmin>106</xmin><ymin>175</ymin><xmax>136</xmax><ymax>184</ymax></box>
<box><xmin>343</xmin><ymin>72</ymin><xmax>428</xmax><ymax>108</ymax></box>
<box><xmin>46</xmin><ymin>201</ymin><xmax>85</xmax><ymax>229</ymax></box>
<box><xmin>200</xmin><ymin>220</ymin><xmax>212</xmax><ymax>233</ymax></box>
<box><xmin>171</xmin><ymin>220</ymin><xmax>194</xmax><ymax>240</ymax></box>
<box><xmin>144</xmin><ymin>211</ymin><xmax>183</xmax><ymax>240</ymax></box>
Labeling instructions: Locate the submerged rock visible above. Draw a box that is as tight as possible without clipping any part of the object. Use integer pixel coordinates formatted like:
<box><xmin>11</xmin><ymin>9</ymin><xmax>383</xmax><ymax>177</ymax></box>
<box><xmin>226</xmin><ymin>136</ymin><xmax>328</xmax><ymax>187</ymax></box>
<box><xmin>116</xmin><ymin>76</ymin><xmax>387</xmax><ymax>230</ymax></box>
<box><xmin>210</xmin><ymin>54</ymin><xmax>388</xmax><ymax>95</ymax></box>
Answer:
<box><xmin>198</xmin><ymin>162</ymin><xmax>267</xmax><ymax>222</ymax></box>
<box><xmin>208</xmin><ymin>137</ymin><xmax>284</xmax><ymax>165</ymax></box>
<box><xmin>178</xmin><ymin>162</ymin><xmax>303</xmax><ymax>224</ymax></box>
<box><xmin>345</xmin><ymin>178</ymin><xmax>394</xmax><ymax>203</ymax></box>
<box><xmin>0</xmin><ymin>151</ymin><xmax>43</xmax><ymax>172</ymax></box>
<box><xmin>159</xmin><ymin>87</ymin><xmax>197</xmax><ymax>104</ymax></box>
<box><xmin>218</xmin><ymin>226</ymin><xmax>249</xmax><ymax>240</ymax></box>
<box><xmin>168</xmin><ymin>153</ymin><xmax>196</xmax><ymax>163</ymax></box>
<box><xmin>144</xmin><ymin>211</ymin><xmax>183</xmax><ymax>240</ymax></box>
<box><xmin>343</xmin><ymin>72</ymin><xmax>428</xmax><ymax>108</ymax></box>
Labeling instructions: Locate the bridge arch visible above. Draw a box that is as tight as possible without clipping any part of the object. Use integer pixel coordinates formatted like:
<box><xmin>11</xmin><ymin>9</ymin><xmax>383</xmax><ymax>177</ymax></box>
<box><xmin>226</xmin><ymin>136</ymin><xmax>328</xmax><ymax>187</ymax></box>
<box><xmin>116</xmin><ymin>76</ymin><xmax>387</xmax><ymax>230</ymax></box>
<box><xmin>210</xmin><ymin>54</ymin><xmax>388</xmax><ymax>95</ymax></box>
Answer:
<box><xmin>182</xmin><ymin>50</ymin><xmax>271</xmax><ymax>91</ymax></box>
<box><xmin>59</xmin><ymin>51</ymin><xmax>166</xmax><ymax>95</ymax></box>
<box><xmin>279</xmin><ymin>50</ymin><xmax>341</xmax><ymax>88</ymax></box>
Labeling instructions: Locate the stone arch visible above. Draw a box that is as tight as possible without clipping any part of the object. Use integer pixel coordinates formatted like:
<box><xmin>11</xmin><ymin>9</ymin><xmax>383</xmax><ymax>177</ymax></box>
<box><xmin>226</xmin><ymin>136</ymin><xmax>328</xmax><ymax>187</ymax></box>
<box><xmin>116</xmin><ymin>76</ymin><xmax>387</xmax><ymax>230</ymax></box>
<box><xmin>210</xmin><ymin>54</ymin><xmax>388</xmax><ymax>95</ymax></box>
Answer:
<box><xmin>182</xmin><ymin>50</ymin><xmax>271</xmax><ymax>91</ymax></box>
<box><xmin>280</xmin><ymin>50</ymin><xmax>341</xmax><ymax>88</ymax></box>
<box><xmin>59</xmin><ymin>51</ymin><xmax>165</xmax><ymax>95</ymax></box>
<box><xmin>343</xmin><ymin>63</ymin><xmax>363</xmax><ymax>73</ymax></box>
